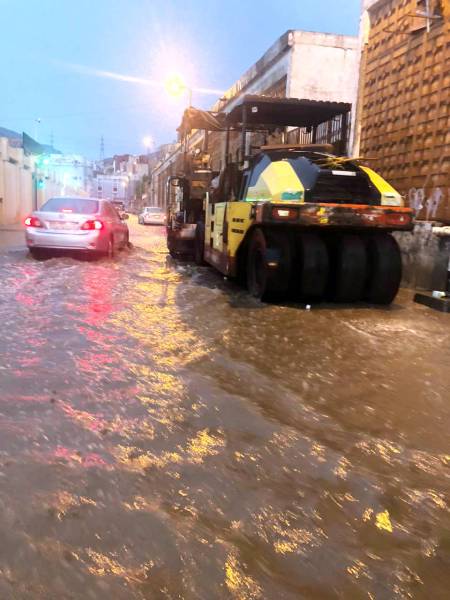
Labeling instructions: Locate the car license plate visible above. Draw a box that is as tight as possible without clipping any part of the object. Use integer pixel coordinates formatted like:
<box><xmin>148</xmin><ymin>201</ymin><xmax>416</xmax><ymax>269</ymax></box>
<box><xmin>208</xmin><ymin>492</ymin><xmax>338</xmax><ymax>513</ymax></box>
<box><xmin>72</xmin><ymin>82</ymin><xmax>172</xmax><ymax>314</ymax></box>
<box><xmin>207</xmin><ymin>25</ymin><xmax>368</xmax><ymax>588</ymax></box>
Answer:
<box><xmin>49</xmin><ymin>221</ymin><xmax>76</xmax><ymax>230</ymax></box>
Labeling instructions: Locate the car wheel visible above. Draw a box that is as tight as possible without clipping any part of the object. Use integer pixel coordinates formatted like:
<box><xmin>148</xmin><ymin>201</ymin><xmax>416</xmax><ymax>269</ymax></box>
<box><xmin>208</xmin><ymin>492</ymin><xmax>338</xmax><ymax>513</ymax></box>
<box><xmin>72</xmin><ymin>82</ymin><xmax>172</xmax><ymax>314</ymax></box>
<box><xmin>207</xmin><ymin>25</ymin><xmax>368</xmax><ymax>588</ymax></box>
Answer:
<box><xmin>29</xmin><ymin>248</ymin><xmax>45</xmax><ymax>260</ymax></box>
<box><xmin>106</xmin><ymin>237</ymin><xmax>115</xmax><ymax>259</ymax></box>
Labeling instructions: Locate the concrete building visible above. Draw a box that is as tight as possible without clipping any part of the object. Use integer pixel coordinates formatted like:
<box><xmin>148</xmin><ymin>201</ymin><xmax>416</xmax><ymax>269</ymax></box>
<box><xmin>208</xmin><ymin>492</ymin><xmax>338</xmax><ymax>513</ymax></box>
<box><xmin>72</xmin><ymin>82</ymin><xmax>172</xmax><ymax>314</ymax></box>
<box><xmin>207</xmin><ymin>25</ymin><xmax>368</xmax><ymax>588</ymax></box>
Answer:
<box><xmin>95</xmin><ymin>153</ymin><xmax>150</xmax><ymax>209</ymax></box>
<box><xmin>46</xmin><ymin>154</ymin><xmax>94</xmax><ymax>196</ymax></box>
<box><xmin>149</xmin><ymin>30</ymin><xmax>359</xmax><ymax>208</ymax></box>
<box><xmin>94</xmin><ymin>174</ymin><xmax>129</xmax><ymax>204</ymax></box>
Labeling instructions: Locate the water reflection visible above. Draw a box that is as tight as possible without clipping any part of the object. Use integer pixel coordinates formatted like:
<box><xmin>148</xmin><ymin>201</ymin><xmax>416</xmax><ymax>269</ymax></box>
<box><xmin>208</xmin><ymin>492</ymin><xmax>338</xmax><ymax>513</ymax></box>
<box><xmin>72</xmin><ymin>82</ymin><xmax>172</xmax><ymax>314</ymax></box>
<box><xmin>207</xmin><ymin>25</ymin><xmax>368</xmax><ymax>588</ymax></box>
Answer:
<box><xmin>0</xmin><ymin>231</ymin><xmax>450</xmax><ymax>598</ymax></box>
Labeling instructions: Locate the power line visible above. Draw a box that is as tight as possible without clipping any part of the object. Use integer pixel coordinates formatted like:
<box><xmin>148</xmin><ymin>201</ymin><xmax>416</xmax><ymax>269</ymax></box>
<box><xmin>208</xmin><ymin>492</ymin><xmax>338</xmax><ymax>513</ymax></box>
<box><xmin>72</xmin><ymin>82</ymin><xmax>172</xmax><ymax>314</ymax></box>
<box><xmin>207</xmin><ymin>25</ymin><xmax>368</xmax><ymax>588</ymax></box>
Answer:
<box><xmin>0</xmin><ymin>101</ymin><xmax>163</xmax><ymax>122</ymax></box>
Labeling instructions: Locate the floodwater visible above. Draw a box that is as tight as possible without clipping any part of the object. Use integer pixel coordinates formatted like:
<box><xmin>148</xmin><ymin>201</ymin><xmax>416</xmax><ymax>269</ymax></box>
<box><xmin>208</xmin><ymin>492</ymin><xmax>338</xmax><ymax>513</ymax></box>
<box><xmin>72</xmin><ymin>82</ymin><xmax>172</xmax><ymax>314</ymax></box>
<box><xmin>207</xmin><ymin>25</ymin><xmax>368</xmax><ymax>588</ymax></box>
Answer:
<box><xmin>0</xmin><ymin>219</ymin><xmax>449</xmax><ymax>599</ymax></box>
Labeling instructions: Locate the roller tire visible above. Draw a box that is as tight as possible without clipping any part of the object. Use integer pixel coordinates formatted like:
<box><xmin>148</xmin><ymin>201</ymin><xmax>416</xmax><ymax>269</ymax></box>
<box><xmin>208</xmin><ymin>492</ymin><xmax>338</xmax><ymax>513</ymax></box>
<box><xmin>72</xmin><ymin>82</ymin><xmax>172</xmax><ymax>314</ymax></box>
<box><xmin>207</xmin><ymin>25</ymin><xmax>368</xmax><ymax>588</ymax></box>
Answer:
<box><xmin>331</xmin><ymin>234</ymin><xmax>367</xmax><ymax>302</ymax></box>
<box><xmin>246</xmin><ymin>228</ymin><xmax>291</xmax><ymax>300</ymax></box>
<box><xmin>365</xmin><ymin>233</ymin><xmax>402</xmax><ymax>304</ymax></box>
<box><xmin>294</xmin><ymin>233</ymin><xmax>329</xmax><ymax>301</ymax></box>
<box><xmin>194</xmin><ymin>222</ymin><xmax>206</xmax><ymax>265</ymax></box>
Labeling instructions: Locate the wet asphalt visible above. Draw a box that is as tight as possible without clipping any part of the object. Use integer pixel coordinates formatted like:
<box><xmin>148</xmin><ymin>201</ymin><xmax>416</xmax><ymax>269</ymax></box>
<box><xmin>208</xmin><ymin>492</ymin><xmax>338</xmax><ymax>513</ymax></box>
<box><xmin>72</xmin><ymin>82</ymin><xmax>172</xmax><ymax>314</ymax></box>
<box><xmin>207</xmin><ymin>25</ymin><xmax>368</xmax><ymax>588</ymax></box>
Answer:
<box><xmin>0</xmin><ymin>218</ymin><xmax>449</xmax><ymax>599</ymax></box>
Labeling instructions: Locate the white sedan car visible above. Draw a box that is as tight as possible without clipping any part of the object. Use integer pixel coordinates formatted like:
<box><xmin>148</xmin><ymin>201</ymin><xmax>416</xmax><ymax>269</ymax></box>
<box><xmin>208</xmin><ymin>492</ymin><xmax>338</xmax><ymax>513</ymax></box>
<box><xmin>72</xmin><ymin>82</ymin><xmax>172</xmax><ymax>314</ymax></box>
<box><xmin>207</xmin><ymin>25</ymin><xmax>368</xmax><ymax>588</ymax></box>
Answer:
<box><xmin>25</xmin><ymin>197</ymin><xmax>129</xmax><ymax>259</ymax></box>
<box><xmin>138</xmin><ymin>206</ymin><xmax>166</xmax><ymax>225</ymax></box>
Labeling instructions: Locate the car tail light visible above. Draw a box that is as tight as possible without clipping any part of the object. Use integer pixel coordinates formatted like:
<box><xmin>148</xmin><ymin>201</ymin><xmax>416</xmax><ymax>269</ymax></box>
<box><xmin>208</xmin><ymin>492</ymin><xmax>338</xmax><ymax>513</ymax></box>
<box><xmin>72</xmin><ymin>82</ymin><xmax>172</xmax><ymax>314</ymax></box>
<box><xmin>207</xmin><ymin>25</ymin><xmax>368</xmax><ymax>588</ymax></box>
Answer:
<box><xmin>81</xmin><ymin>219</ymin><xmax>104</xmax><ymax>231</ymax></box>
<box><xmin>385</xmin><ymin>212</ymin><xmax>412</xmax><ymax>227</ymax></box>
<box><xmin>24</xmin><ymin>216</ymin><xmax>43</xmax><ymax>228</ymax></box>
<box><xmin>272</xmin><ymin>207</ymin><xmax>298</xmax><ymax>220</ymax></box>
<box><xmin>61</xmin><ymin>208</ymin><xmax>73</xmax><ymax>213</ymax></box>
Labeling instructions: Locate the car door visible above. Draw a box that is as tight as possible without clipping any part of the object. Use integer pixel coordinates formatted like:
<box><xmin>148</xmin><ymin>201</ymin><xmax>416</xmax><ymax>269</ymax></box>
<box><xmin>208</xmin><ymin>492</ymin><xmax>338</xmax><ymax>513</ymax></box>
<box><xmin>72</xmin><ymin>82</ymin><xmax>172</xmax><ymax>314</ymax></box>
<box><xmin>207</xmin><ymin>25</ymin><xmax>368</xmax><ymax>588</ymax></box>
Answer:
<box><xmin>112</xmin><ymin>206</ymin><xmax>127</xmax><ymax>247</ymax></box>
<box><xmin>104</xmin><ymin>202</ymin><xmax>125</xmax><ymax>247</ymax></box>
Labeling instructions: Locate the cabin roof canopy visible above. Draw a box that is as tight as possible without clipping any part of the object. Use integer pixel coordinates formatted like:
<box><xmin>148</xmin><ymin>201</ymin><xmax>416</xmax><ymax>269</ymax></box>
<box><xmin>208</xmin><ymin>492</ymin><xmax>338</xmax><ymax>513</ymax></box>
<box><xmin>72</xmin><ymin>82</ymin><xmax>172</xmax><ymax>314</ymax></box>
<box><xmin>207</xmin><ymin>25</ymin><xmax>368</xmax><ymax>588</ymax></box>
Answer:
<box><xmin>177</xmin><ymin>107</ymin><xmax>227</xmax><ymax>136</ymax></box>
<box><xmin>177</xmin><ymin>95</ymin><xmax>352</xmax><ymax>136</ymax></box>
<box><xmin>226</xmin><ymin>95</ymin><xmax>351</xmax><ymax>128</ymax></box>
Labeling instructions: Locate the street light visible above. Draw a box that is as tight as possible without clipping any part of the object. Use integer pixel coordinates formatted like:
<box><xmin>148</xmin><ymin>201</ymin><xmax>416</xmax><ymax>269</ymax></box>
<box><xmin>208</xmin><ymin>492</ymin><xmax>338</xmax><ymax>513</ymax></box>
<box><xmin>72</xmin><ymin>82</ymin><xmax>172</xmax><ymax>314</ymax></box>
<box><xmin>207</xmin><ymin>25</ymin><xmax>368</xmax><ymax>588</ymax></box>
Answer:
<box><xmin>164</xmin><ymin>73</ymin><xmax>192</xmax><ymax>106</ymax></box>
<box><xmin>143</xmin><ymin>135</ymin><xmax>154</xmax><ymax>152</ymax></box>
<box><xmin>34</xmin><ymin>118</ymin><xmax>42</xmax><ymax>141</ymax></box>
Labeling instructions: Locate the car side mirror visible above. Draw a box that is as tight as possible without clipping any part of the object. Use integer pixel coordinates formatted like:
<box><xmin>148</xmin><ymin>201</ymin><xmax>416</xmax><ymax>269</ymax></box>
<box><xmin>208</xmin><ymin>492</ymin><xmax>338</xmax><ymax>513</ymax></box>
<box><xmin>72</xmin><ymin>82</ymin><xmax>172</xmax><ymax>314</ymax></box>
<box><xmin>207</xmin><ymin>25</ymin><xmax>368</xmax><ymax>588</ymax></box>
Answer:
<box><xmin>121</xmin><ymin>213</ymin><xmax>129</xmax><ymax>220</ymax></box>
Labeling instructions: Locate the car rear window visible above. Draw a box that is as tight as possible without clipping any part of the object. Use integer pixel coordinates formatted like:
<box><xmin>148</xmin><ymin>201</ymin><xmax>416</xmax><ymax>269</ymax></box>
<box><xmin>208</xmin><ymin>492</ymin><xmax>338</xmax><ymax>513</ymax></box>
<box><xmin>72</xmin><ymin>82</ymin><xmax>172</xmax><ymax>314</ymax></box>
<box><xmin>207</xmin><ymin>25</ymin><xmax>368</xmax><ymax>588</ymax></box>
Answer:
<box><xmin>40</xmin><ymin>198</ymin><xmax>99</xmax><ymax>214</ymax></box>
<box><xmin>145</xmin><ymin>207</ymin><xmax>161</xmax><ymax>213</ymax></box>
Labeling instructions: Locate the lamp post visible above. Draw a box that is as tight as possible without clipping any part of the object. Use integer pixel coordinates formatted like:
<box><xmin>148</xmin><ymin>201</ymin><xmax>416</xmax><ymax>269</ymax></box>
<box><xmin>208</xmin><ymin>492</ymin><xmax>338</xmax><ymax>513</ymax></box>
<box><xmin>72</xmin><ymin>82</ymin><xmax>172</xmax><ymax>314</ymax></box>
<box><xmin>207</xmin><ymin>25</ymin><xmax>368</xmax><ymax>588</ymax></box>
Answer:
<box><xmin>34</xmin><ymin>118</ymin><xmax>42</xmax><ymax>141</ymax></box>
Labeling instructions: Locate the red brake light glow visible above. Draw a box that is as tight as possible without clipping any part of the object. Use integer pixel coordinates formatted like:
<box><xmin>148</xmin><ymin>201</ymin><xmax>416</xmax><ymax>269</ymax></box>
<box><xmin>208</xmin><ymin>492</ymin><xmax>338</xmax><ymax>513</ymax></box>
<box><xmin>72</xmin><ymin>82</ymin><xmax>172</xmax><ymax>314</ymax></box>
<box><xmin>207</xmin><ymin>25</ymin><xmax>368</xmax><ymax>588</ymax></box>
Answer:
<box><xmin>24</xmin><ymin>216</ymin><xmax>42</xmax><ymax>228</ymax></box>
<box><xmin>61</xmin><ymin>208</ymin><xmax>73</xmax><ymax>213</ymax></box>
<box><xmin>81</xmin><ymin>219</ymin><xmax>104</xmax><ymax>231</ymax></box>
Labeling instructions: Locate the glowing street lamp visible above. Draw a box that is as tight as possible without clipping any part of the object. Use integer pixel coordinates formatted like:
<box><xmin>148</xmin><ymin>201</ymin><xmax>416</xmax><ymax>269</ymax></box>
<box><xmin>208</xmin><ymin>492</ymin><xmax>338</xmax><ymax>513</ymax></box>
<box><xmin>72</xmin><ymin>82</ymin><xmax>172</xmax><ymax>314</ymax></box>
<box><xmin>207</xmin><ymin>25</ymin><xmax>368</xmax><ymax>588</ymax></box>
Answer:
<box><xmin>143</xmin><ymin>135</ymin><xmax>154</xmax><ymax>151</ymax></box>
<box><xmin>164</xmin><ymin>73</ymin><xmax>192</xmax><ymax>106</ymax></box>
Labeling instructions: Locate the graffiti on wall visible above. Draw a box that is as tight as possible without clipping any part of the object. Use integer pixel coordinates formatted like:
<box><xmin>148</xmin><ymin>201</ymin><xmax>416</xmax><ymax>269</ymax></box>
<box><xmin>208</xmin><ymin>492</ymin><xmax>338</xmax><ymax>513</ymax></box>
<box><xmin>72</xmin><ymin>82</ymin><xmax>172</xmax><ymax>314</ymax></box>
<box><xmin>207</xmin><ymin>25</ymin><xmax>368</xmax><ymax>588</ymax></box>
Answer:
<box><xmin>408</xmin><ymin>187</ymin><xmax>444</xmax><ymax>220</ymax></box>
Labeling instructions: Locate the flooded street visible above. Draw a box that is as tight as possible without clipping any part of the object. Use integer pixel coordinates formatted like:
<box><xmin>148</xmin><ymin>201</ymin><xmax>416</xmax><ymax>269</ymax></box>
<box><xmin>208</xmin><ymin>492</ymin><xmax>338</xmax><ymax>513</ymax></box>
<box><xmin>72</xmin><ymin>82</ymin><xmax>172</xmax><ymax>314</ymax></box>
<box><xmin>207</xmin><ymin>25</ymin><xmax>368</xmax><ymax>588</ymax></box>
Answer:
<box><xmin>1</xmin><ymin>218</ymin><xmax>450</xmax><ymax>599</ymax></box>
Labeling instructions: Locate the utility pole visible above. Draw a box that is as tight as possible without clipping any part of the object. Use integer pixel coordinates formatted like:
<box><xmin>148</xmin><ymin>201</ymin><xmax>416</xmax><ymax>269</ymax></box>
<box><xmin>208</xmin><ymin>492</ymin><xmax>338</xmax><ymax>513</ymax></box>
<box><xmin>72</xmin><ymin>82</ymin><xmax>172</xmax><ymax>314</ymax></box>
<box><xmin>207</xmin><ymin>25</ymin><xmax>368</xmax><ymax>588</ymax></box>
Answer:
<box><xmin>100</xmin><ymin>135</ymin><xmax>105</xmax><ymax>162</ymax></box>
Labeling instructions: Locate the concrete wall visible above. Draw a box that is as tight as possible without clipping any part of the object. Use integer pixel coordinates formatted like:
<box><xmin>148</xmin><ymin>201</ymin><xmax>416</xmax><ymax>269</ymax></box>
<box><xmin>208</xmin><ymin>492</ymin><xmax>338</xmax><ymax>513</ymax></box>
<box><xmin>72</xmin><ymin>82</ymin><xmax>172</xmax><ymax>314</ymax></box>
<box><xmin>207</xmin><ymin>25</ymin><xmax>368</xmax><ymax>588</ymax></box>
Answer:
<box><xmin>0</xmin><ymin>139</ymin><xmax>34</xmax><ymax>225</ymax></box>
<box><xmin>288</xmin><ymin>31</ymin><xmax>359</xmax><ymax>151</ymax></box>
<box><xmin>0</xmin><ymin>137</ymin><xmax>88</xmax><ymax>225</ymax></box>
<box><xmin>395</xmin><ymin>224</ymin><xmax>450</xmax><ymax>292</ymax></box>
<box><xmin>287</xmin><ymin>31</ymin><xmax>359</xmax><ymax>104</ymax></box>
<box><xmin>213</xmin><ymin>31</ymin><xmax>292</xmax><ymax>112</ymax></box>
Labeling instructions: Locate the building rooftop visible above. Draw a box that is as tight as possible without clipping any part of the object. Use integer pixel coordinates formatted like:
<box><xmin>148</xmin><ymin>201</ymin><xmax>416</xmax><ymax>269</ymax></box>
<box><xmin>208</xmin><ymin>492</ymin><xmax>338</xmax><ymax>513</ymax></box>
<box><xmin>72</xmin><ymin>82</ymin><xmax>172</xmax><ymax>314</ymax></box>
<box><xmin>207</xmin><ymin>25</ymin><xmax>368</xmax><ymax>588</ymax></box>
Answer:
<box><xmin>0</xmin><ymin>126</ymin><xmax>21</xmax><ymax>140</ymax></box>
<box><xmin>214</xmin><ymin>30</ymin><xmax>358</xmax><ymax>112</ymax></box>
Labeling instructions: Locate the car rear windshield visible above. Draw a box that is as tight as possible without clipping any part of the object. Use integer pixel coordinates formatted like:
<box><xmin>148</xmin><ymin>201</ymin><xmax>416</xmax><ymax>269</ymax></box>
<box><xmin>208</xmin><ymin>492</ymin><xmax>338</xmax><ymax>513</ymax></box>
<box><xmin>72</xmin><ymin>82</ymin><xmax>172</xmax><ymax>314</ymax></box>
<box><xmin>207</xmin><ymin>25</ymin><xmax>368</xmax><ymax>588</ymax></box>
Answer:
<box><xmin>40</xmin><ymin>198</ymin><xmax>99</xmax><ymax>214</ymax></box>
<box><xmin>145</xmin><ymin>207</ymin><xmax>161</xmax><ymax>213</ymax></box>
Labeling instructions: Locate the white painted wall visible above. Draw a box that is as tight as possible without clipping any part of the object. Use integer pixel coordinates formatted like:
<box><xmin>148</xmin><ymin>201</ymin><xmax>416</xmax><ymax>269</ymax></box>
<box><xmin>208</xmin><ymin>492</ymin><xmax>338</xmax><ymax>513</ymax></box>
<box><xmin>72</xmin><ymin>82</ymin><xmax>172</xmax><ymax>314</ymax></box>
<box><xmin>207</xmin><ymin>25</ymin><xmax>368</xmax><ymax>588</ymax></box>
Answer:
<box><xmin>288</xmin><ymin>32</ymin><xmax>359</xmax><ymax>103</ymax></box>
<box><xmin>0</xmin><ymin>137</ymin><xmax>90</xmax><ymax>225</ymax></box>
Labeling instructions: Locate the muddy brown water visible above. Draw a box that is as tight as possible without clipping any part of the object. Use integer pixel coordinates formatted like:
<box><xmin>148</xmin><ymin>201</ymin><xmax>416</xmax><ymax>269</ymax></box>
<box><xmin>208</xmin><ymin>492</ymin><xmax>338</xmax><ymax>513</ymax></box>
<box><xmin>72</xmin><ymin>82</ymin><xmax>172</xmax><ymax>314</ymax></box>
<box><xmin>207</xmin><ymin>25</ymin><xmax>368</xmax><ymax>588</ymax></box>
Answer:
<box><xmin>0</xmin><ymin>221</ymin><xmax>449</xmax><ymax>599</ymax></box>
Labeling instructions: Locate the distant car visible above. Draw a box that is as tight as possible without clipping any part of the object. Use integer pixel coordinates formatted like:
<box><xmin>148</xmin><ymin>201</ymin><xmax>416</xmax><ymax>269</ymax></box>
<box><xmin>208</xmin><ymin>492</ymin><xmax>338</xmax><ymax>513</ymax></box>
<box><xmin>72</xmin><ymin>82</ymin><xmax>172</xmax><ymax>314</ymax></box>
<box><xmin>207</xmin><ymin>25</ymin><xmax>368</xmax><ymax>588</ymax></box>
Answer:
<box><xmin>138</xmin><ymin>206</ymin><xmax>166</xmax><ymax>225</ymax></box>
<box><xmin>25</xmin><ymin>196</ymin><xmax>129</xmax><ymax>259</ymax></box>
